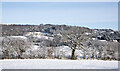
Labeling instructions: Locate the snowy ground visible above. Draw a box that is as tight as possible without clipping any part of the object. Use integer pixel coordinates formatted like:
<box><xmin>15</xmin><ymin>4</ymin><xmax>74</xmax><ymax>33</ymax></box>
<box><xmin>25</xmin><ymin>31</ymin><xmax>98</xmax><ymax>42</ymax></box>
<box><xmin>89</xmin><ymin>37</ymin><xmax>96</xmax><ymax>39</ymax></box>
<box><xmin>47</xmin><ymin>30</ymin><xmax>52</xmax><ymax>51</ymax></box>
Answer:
<box><xmin>0</xmin><ymin>59</ymin><xmax>118</xmax><ymax>70</ymax></box>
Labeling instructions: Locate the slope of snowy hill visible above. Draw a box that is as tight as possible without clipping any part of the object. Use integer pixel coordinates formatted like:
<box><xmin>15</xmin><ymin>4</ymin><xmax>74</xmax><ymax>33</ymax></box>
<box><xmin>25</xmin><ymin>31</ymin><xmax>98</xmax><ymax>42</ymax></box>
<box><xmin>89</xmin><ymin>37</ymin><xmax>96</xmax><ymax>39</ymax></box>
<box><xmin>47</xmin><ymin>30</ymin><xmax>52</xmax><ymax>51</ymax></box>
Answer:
<box><xmin>0</xmin><ymin>59</ymin><xmax>118</xmax><ymax>69</ymax></box>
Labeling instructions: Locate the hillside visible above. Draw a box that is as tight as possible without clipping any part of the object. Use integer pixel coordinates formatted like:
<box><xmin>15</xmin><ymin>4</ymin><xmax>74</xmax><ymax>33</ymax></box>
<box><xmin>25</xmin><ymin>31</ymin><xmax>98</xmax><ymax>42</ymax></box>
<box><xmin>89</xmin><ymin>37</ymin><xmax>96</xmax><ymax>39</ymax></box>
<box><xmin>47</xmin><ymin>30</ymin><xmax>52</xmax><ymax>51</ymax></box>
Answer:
<box><xmin>0</xmin><ymin>24</ymin><xmax>120</xmax><ymax>60</ymax></box>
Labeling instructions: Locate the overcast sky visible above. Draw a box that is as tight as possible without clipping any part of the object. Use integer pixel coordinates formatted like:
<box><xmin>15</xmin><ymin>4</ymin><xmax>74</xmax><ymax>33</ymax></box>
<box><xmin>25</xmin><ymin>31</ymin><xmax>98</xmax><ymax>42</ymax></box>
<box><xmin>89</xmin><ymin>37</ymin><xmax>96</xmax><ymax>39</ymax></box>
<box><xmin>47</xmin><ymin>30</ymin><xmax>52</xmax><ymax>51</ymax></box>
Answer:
<box><xmin>2</xmin><ymin>2</ymin><xmax>118</xmax><ymax>30</ymax></box>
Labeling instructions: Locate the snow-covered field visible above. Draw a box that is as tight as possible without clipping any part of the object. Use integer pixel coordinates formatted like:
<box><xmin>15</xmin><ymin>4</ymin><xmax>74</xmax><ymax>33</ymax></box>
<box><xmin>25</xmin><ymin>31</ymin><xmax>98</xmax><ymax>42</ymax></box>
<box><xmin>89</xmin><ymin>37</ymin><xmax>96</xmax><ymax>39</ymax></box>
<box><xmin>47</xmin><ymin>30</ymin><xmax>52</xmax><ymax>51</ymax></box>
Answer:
<box><xmin>0</xmin><ymin>59</ymin><xmax>118</xmax><ymax>70</ymax></box>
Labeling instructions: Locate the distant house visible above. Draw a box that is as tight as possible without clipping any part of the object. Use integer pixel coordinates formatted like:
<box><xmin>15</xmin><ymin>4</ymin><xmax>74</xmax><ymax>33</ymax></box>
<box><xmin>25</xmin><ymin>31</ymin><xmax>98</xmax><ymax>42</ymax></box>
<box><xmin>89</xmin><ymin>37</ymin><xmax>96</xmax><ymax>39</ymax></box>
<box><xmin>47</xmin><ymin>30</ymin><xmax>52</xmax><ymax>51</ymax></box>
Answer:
<box><xmin>97</xmin><ymin>36</ymin><xmax>105</xmax><ymax>40</ymax></box>
<box><xmin>113</xmin><ymin>40</ymin><xmax>118</xmax><ymax>42</ymax></box>
<box><xmin>92</xmin><ymin>38</ymin><xmax>97</xmax><ymax>40</ymax></box>
<box><xmin>85</xmin><ymin>32</ymin><xmax>91</xmax><ymax>35</ymax></box>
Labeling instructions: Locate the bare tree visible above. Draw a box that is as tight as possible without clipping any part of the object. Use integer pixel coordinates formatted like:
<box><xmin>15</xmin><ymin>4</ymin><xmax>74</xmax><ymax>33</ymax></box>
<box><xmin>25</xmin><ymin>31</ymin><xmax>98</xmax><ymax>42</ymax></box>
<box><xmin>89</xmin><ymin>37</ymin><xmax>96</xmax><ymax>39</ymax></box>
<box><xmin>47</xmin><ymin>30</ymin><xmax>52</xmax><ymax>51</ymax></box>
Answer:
<box><xmin>61</xmin><ymin>30</ymin><xmax>88</xmax><ymax>59</ymax></box>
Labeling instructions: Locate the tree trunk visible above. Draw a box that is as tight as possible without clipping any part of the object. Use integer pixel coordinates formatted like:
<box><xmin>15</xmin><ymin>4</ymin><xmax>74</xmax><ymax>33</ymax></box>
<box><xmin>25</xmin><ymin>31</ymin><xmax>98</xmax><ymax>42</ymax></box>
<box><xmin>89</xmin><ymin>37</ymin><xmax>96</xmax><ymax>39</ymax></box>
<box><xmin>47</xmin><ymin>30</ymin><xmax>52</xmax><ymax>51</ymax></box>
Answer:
<box><xmin>71</xmin><ymin>49</ymin><xmax>76</xmax><ymax>59</ymax></box>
